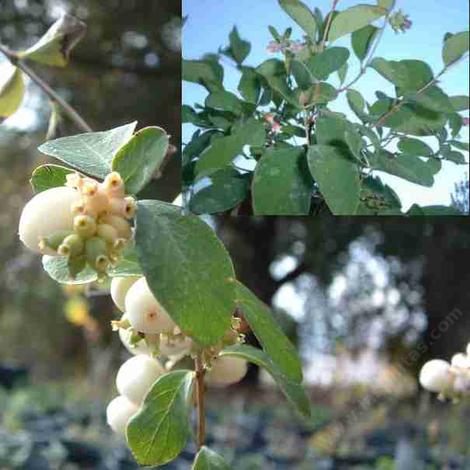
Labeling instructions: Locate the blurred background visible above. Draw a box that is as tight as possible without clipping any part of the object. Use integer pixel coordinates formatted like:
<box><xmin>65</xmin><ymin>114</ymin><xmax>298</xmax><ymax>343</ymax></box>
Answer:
<box><xmin>1</xmin><ymin>1</ymin><xmax>470</xmax><ymax>469</ymax></box>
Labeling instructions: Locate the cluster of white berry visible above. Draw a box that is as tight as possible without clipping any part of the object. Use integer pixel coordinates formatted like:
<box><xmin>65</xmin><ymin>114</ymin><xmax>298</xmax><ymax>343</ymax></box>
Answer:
<box><xmin>106</xmin><ymin>276</ymin><xmax>248</xmax><ymax>437</ymax></box>
<box><xmin>419</xmin><ymin>343</ymin><xmax>470</xmax><ymax>401</ymax></box>
<box><xmin>18</xmin><ymin>172</ymin><xmax>135</xmax><ymax>278</ymax></box>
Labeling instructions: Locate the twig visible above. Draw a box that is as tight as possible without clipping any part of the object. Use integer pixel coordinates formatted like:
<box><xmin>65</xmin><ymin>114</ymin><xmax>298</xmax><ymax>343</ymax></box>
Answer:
<box><xmin>194</xmin><ymin>354</ymin><xmax>206</xmax><ymax>450</ymax></box>
<box><xmin>0</xmin><ymin>43</ymin><xmax>92</xmax><ymax>132</ymax></box>
<box><xmin>374</xmin><ymin>53</ymin><xmax>469</xmax><ymax>128</ymax></box>
<box><xmin>320</xmin><ymin>0</ymin><xmax>340</xmax><ymax>51</ymax></box>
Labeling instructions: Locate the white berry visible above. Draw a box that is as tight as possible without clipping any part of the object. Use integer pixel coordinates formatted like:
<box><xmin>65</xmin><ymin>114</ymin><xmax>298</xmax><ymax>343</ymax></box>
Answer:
<box><xmin>206</xmin><ymin>356</ymin><xmax>248</xmax><ymax>387</ymax></box>
<box><xmin>451</xmin><ymin>353</ymin><xmax>470</xmax><ymax>369</ymax></box>
<box><xmin>106</xmin><ymin>395</ymin><xmax>139</xmax><ymax>436</ymax></box>
<box><xmin>18</xmin><ymin>186</ymin><xmax>80</xmax><ymax>254</ymax></box>
<box><xmin>419</xmin><ymin>359</ymin><xmax>451</xmax><ymax>393</ymax></box>
<box><xmin>124</xmin><ymin>278</ymin><xmax>176</xmax><ymax>334</ymax></box>
<box><xmin>111</xmin><ymin>276</ymin><xmax>140</xmax><ymax>312</ymax></box>
<box><xmin>118</xmin><ymin>314</ymin><xmax>159</xmax><ymax>356</ymax></box>
<box><xmin>116</xmin><ymin>354</ymin><xmax>164</xmax><ymax>404</ymax></box>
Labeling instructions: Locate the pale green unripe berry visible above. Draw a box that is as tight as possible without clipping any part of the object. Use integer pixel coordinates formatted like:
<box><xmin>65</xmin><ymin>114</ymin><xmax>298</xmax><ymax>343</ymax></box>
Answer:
<box><xmin>116</xmin><ymin>354</ymin><xmax>165</xmax><ymax>404</ymax></box>
<box><xmin>106</xmin><ymin>395</ymin><xmax>139</xmax><ymax>436</ymax></box>
<box><xmin>111</xmin><ymin>276</ymin><xmax>141</xmax><ymax>312</ymax></box>
<box><xmin>99</xmin><ymin>214</ymin><xmax>132</xmax><ymax>239</ymax></box>
<box><xmin>125</xmin><ymin>278</ymin><xmax>176</xmax><ymax>334</ymax></box>
<box><xmin>419</xmin><ymin>359</ymin><xmax>451</xmax><ymax>393</ymax></box>
<box><xmin>206</xmin><ymin>356</ymin><xmax>248</xmax><ymax>387</ymax></box>
<box><xmin>73</xmin><ymin>215</ymin><xmax>97</xmax><ymax>238</ymax></box>
<box><xmin>18</xmin><ymin>186</ymin><xmax>80</xmax><ymax>254</ymax></box>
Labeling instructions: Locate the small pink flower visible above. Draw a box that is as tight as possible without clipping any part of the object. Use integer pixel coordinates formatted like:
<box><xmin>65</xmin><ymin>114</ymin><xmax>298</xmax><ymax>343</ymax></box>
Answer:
<box><xmin>271</xmin><ymin>122</ymin><xmax>281</xmax><ymax>133</ymax></box>
<box><xmin>264</xmin><ymin>113</ymin><xmax>275</xmax><ymax>124</ymax></box>
<box><xmin>288</xmin><ymin>41</ymin><xmax>304</xmax><ymax>53</ymax></box>
<box><xmin>266</xmin><ymin>41</ymin><xmax>282</xmax><ymax>53</ymax></box>
<box><xmin>463</xmin><ymin>117</ymin><xmax>470</xmax><ymax>126</ymax></box>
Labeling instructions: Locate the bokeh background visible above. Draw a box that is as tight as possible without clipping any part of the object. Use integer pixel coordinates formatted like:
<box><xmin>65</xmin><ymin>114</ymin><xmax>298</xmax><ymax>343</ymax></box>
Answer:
<box><xmin>1</xmin><ymin>1</ymin><xmax>470</xmax><ymax>469</ymax></box>
<box><xmin>183</xmin><ymin>0</ymin><xmax>469</xmax><ymax>212</ymax></box>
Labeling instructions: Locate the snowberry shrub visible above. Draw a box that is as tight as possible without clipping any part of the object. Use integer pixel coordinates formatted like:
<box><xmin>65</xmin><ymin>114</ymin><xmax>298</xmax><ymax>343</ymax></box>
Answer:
<box><xmin>183</xmin><ymin>0</ymin><xmax>469</xmax><ymax>216</ymax></box>
<box><xmin>16</xmin><ymin>123</ymin><xmax>310</xmax><ymax>467</ymax></box>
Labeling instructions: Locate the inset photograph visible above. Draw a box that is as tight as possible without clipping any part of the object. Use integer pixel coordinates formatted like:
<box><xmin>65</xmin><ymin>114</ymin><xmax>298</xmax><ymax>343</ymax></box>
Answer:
<box><xmin>183</xmin><ymin>0</ymin><xmax>469</xmax><ymax>216</ymax></box>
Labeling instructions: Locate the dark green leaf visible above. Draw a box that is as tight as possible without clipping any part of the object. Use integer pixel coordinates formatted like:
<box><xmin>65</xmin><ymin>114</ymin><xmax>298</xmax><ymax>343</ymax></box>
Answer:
<box><xmin>238</xmin><ymin>67</ymin><xmax>261</xmax><ymax>103</ymax></box>
<box><xmin>291</xmin><ymin>60</ymin><xmax>314</xmax><ymax>90</ymax></box>
<box><xmin>299</xmin><ymin>83</ymin><xmax>337</xmax><ymax>106</ymax></box>
<box><xmin>440</xmin><ymin>144</ymin><xmax>466</xmax><ymax>164</ymax></box>
<box><xmin>135</xmin><ymin>201</ymin><xmax>236</xmax><ymax>345</ymax></box>
<box><xmin>346</xmin><ymin>89</ymin><xmax>368</xmax><ymax>122</ymax></box>
<box><xmin>189</xmin><ymin>169</ymin><xmax>249</xmax><ymax>214</ymax></box>
<box><xmin>235</xmin><ymin>282</ymin><xmax>303</xmax><ymax>382</ymax></box>
<box><xmin>307</xmin><ymin>47</ymin><xmax>350</xmax><ymax>80</ymax></box>
<box><xmin>397</xmin><ymin>138</ymin><xmax>434</xmax><ymax>156</ymax></box>
<box><xmin>351</xmin><ymin>25</ymin><xmax>379</xmax><ymax>61</ymax></box>
<box><xmin>38</xmin><ymin>122</ymin><xmax>137</xmax><ymax>179</ymax></box>
<box><xmin>192</xmin><ymin>447</ymin><xmax>231</xmax><ymax>470</ymax></box>
<box><xmin>227</xmin><ymin>26</ymin><xmax>251</xmax><ymax>65</ymax></box>
<box><xmin>448</xmin><ymin>113</ymin><xmax>463</xmax><ymax>137</ymax></box>
<box><xmin>127</xmin><ymin>370</ymin><xmax>194</xmax><ymax>467</ymax></box>
<box><xmin>337</xmin><ymin>62</ymin><xmax>348</xmax><ymax>84</ymax></box>
<box><xmin>328</xmin><ymin>5</ymin><xmax>386</xmax><ymax>42</ymax></box>
<box><xmin>449</xmin><ymin>95</ymin><xmax>469</xmax><ymax>111</ymax></box>
<box><xmin>449</xmin><ymin>140</ymin><xmax>469</xmax><ymax>152</ymax></box>
<box><xmin>406</xmin><ymin>86</ymin><xmax>454</xmax><ymax>113</ymax></box>
<box><xmin>112</xmin><ymin>126</ymin><xmax>169</xmax><ymax>194</ymax></box>
<box><xmin>252</xmin><ymin>147</ymin><xmax>312</xmax><ymax>215</ymax></box>
<box><xmin>182</xmin><ymin>59</ymin><xmax>223</xmax><ymax>90</ymax></box>
<box><xmin>307</xmin><ymin>145</ymin><xmax>360</xmax><ymax>215</ymax></box>
<box><xmin>278</xmin><ymin>0</ymin><xmax>317</xmax><ymax>38</ymax></box>
<box><xmin>108</xmin><ymin>246</ymin><xmax>143</xmax><ymax>277</ymax></box>
<box><xmin>221</xmin><ymin>344</ymin><xmax>311</xmax><ymax>418</ymax></box>
<box><xmin>408</xmin><ymin>204</ymin><xmax>464</xmax><ymax>216</ymax></box>
<box><xmin>442</xmin><ymin>31</ymin><xmax>469</xmax><ymax>66</ymax></box>
<box><xmin>196</xmin><ymin>118</ymin><xmax>265</xmax><ymax>175</ymax></box>
<box><xmin>30</xmin><ymin>164</ymin><xmax>74</xmax><ymax>193</ymax></box>
<box><xmin>373</xmin><ymin>150</ymin><xmax>435</xmax><ymax>186</ymax></box>
<box><xmin>205</xmin><ymin>91</ymin><xmax>244</xmax><ymax>115</ymax></box>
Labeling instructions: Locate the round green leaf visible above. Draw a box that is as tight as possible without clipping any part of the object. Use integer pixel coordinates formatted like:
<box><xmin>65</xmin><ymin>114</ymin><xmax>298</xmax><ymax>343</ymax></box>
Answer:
<box><xmin>278</xmin><ymin>0</ymin><xmax>317</xmax><ymax>38</ymax></box>
<box><xmin>252</xmin><ymin>147</ymin><xmax>312</xmax><ymax>215</ymax></box>
<box><xmin>42</xmin><ymin>255</ymin><xmax>97</xmax><ymax>285</ymax></box>
<box><xmin>442</xmin><ymin>31</ymin><xmax>469</xmax><ymax>66</ymax></box>
<box><xmin>112</xmin><ymin>126</ymin><xmax>169</xmax><ymax>194</ymax></box>
<box><xmin>351</xmin><ymin>25</ymin><xmax>379</xmax><ymax>61</ymax></box>
<box><xmin>127</xmin><ymin>370</ymin><xmax>194</xmax><ymax>467</ymax></box>
<box><xmin>30</xmin><ymin>164</ymin><xmax>75</xmax><ymax>193</ymax></box>
<box><xmin>397</xmin><ymin>138</ymin><xmax>434</xmax><ymax>157</ymax></box>
<box><xmin>134</xmin><ymin>200</ymin><xmax>236</xmax><ymax>345</ymax></box>
<box><xmin>192</xmin><ymin>447</ymin><xmax>231</xmax><ymax>470</ymax></box>
<box><xmin>307</xmin><ymin>47</ymin><xmax>350</xmax><ymax>81</ymax></box>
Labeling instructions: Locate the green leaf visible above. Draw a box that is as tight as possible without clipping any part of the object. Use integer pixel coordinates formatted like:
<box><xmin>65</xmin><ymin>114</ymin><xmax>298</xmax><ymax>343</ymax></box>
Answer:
<box><xmin>108</xmin><ymin>245</ymin><xmax>143</xmax><ymax>277</ymax></box>
<box><xmin>448</xmin><ymin>113</ymin><xmax>463</xmax><ymax>137</ymax></box>
<box><xmin>307</xmin><ymin>145</ymin><xmax>360</xmax><ymax>215</ymax></box>
<box><xmin>407</xmin><ymin>204</ymin><xmax>464</xmax><ymax>216</ymax></box>
<box><xmin>299</xmin><ymin>83</ymin><xmax>338</xmax><ymax>106</ymax></box>
<box><xmin>235</xmin><ymin>282</ymin><xmax>303</xmax><ymax>382</ymax></box>
<box><xmin>112</xmin><ymin>127</ymin><xmax>169</xmax><ymax>194</ymax></box>
<box><xmin>307</xmin><ymin>47</ymin><xmax>350</xmax><ymax>80</ymax></box>
<box><xmin>19</xmin><ymin>14</ymin><xmax>85</xmax><ymax>67</ymax></box>
<box><xmin>205</xmin><ymin>91</ymin><xmax>244</xmax><ymax>115</ymax></box>
<box><xmin>449</xmin><ymin>140</ymin><xmax>469</xmax><ymax>152</ymax></box>
<box><xmin>38</xmin><ymin>122</ymin><xmax>137</xmax><ymax>179</ymax></box>
<box><xmin>135</xmin><ymin>201</ymin><xmax>236</xmax><ymax>345</ymax></box>
<box><xmin>346</xmin><ymin>89</ymin><xmax>368</xmax><ymax>122</ymax></box>
<box><xmin>351</xmin><ymin>25</ymin><xmax>379</xmax><ymax>61</ymax></box>
<box><xmin>372</xmin><ymin>150</ymin><xmax>435</xmax><ymax>186</ymax></box>
<box><xmin>397</xmin><ymin>138</ymin><xmax>434</xmax><ymax>156</ymax></box>
<box><xmin>377</xmin><ymin>0</ymin><xmax>395</xmax><ymax>10</ymax></box>
<box><xmin>30</xmin><ymin>164</ymin><xmax>74</xmax><ymax>193</ymax></box>
<box><xmin>256</xmin><ymin>59</ymin><xmax>299</xmax><ymax>107</ymax></box>
<box><xmin>221</xmin><ymin>344</ymin><xmax>311</xmax><ymax>418</ymax></box>
<box><xmin>359</xmin><ymin>175</ymin><xmax>402</xmax><ymax>213</ymax></box>
<box><xmin>344</xmin><ymin>128</ymin><xmax>364</xmax><ymax>163</ymax></box>
<box><xmin>182</xmin><ymin>59</ymin><xmax>223</xmax><ymax>90</ymax></box>
<box><xmin>278</xmin><ymin>0</ymin><xmax>317</xmax><ymax>38</ymax></box>
<box><xmin>337</xmin><ymin>62</ymin><xmax>348</xmax><ymax>84</ymax></box>
<box><xmin>226</xmin><ymin>27</ymin><xmax>251</xmax><ymax>65</ymax></box>
<box><xmin>238</xmin><ymin>67</ymin><xmax>261</xmax><ymax>103</ymax></box>
<box><xmin>370</xmin><ymin>58</ymin><xmax>434</xmax><ymax>93</ymax></box>
<box><xmin>440</xmin><ymin>145</ymin><xmax>466</xmax><ymax>164</ymax></box>
<box><xmin>442</xmin><ymin>31</ymin><xmax>469</xmax><ymax>66</ymax></box>
<box><xmin>0</xmin><ymin>63</ymin><xmax>24</xmax><ymax>120</ymax></box>
<box><xmin>291</xmin><ymin>60</ymin><xmax>314</xmax><ymax>90</ymax></box>
<box><xmin>192</xmin><ymin>447</ymin><xmax>231</xmax><ymax>470</ymax></box>
<box><xmin>328</xmin><ymin>5</ymin><xmax>386</xmax><ymax>42</ymax></box>
<box><xmin>449</xmin><ymin>95</ymin><xmax>469</xmax><ymax>111</ymax></box>
<box><xmin>42</xmin><ymin>255</ymin><xmax>97</xmax><ymax>285</ymax></box>
<box><xmin>406</xmin><ymin>86</ymin><xmax>454</xmax><ymax>113</ymax></box>
<box><xmin>127</xmin><ymin>370</ymin><xmax>194</xmax><ymax>467</ymax></box>
<box><xmin>189</xmin><ymin>169</ymin><xmax>249</xmax><ymax>214</ymax></box>
<box><xmin>252</xmin><ymin>147</ymin><xmax>312</xmax><ymax>215</ymax></box>
<box><xmin>196</xmin><ymin>118</ymin><xmax>265</xmax><ymax>175</ymax></box>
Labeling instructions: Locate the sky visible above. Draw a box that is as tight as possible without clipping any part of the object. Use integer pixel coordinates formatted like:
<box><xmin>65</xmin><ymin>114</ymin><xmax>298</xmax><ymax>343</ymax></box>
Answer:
<box><xmin>182</xmin><ymin>0</ymin><xmax>469</xmax><ymax>211</ymax></box>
